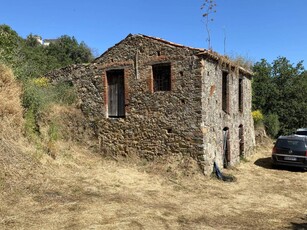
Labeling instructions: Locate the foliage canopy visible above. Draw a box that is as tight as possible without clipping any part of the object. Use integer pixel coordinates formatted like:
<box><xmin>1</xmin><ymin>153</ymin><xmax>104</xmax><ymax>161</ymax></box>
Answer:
<box><xmin>0</xmin><ymin>24</ymin><xmax>94</xmax><ymax>80</ymax></box>
<box><xmin>252</xmin><ymin>57</ymin><xmax>307</xmax><ymax>136</ymax></box>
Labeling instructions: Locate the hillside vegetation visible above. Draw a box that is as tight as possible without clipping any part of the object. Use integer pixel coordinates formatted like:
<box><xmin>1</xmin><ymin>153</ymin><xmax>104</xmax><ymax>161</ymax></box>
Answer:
<box><xmin>0</xmin><ymin>24</ymin><xmax>93</xmax><ymax>80</ymax></box>
<box><xmin>0</xmin><ymin>64</ymin><xmax>40</xmax><ymax>196</ymax></box>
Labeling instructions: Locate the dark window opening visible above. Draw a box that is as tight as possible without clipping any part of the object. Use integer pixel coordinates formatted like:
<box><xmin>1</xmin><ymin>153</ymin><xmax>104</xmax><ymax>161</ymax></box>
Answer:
<box><xmin>107</xmin><ymin>69</ymin><xmax>125</xmax><ymax>118</ymax></box>
<box><xmin>152</xmin><ymin>64</ymin><xmax>171</xmax><ymax>92</ymax></box>
<box><xmin>239</xmin><ymin>77</ymin><xmax>243</xmax><ymax>112</ymax></box>
<box><xmin>222</xmin><ymin>71</ymin><xmax>229</xmax><ymax>113</ymax></box>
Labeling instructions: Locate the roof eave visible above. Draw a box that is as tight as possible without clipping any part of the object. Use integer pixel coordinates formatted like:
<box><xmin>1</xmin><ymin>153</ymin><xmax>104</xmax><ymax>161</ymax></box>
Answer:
<box><xmin>197</xmin><ymin>50</ymin><xmax>253</xmax><ymax>76</ymax></box>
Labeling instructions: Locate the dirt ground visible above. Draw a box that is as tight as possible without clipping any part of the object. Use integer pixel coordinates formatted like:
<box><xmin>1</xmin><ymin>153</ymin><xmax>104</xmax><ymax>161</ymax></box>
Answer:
<box><xmin>0</xmin><ymin>140</ymin><xmax>306</xmax><ymax>230</ymax></box>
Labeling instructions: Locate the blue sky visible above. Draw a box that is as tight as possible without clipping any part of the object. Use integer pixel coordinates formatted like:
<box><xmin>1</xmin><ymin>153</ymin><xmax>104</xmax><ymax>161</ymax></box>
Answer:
<box><xmin>1</xmin><ymin>0</ymin><xmax>307</xmax><ymax>65</ymax></box>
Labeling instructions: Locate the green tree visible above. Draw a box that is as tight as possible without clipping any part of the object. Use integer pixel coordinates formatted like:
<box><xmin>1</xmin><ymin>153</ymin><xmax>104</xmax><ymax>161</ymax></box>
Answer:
<box><xmin>45</xmin><ymin>35</ymin><xmax>93</xmax><ymax>68</ymax></box>
<box><xmin>0</xmin><ymin>25</ymin><xmax>24</xmax><ymax>75</ymax></box>
<box><xmin>252</xmin><ymin>59</ymin><xmax>276</xmax><ymax>113</ymax></box>
<box><xmin>0</xmin><ymin>25</ymin><xmax>94</xmax><ymax>80</ymax></box>
<box><xmin>264</xmin><ymin>113</ymin><xmax>280</xmax><ymax>137</ymax></box>
<box><xmin>253</xmin><ymin>57</ymin><xmax>307</xmax><ymax>135</ymax></box>
<box><xmin>20</xmin><ymin>34</ymin><xmax>49</xmax><ymax>79</ymax></box>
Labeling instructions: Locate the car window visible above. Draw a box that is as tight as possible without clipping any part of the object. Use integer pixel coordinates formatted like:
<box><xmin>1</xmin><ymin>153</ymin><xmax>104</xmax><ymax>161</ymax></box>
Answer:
<box><xmin>296</xmin><ymin>131</ymin><xmax>307</xmax><ymax>135</ymax></box>
<box><xmin>276</xmin><ymin>139</ymin><xmax>306</xmax><ymax>151</ymax></box>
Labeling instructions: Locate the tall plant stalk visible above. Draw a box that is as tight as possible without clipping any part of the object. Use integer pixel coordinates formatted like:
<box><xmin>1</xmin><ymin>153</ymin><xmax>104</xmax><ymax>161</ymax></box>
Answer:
<box><xmin>201</xmin><ymin>0</ymin><xmax>217</xmax><ymax>50</ymax></box>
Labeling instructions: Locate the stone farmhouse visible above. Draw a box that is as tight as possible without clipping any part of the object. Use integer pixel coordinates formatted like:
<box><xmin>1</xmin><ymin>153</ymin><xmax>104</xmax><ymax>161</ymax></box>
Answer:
<box><xmin>47</xmin><ymin>34</ymin><xmax>255</xmax><ymax>175</ymax></box>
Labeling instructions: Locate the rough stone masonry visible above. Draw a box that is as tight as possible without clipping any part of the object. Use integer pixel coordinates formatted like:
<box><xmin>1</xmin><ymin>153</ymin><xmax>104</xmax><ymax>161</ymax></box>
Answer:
<box><xmin>46</xmin><ymin>34</ymin><xmax>255</xmax><ymax>175</ymax></box>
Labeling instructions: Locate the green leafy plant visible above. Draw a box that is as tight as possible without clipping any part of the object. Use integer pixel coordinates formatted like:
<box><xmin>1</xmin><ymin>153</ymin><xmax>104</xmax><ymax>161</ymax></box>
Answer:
<box><xmin>264</xmin><ymin>113</ymin><xmax>280</xmax><ymax>138</ymax></box>
<box><xmin>22</xmin><ymin>78</ymin><xmax>76</xmax><ymax>139</ymax></box>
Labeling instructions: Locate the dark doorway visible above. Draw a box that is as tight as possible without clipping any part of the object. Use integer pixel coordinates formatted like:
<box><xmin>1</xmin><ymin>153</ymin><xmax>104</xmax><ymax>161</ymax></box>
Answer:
<box><xmin>239</xmin><ymin>124</ymin><xmax>244</xmax><ymax>157</ymax></box>
<box><xmin>107</xmin><ymin>69</ymin><xmax>125</xmax><ymax>118</ymax></box>
<box><xmin>223</xmin><ymin>127</ymin><xmax>230</xmax><ymax>168</ymax></box>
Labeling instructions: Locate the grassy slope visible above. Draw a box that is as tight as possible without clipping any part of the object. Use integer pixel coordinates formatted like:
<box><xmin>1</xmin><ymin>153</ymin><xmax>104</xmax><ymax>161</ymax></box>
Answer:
<box><xmin>0</xmin><ymin>64</ymin><xmax>41</xmax><ymax>195</ymax></box>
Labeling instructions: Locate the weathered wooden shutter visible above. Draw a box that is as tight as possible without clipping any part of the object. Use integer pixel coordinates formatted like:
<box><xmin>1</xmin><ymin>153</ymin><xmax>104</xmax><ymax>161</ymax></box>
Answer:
<box><xmin>107</xmin><ymin>70</ymin><xmax>125</xmax><ymax>117</ymax></box>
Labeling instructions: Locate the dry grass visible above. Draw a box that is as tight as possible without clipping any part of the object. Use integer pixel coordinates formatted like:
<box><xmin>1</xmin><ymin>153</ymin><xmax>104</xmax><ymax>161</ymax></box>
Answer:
<box><xmin>0</xmin><ymin>64</ymin><xmax>40</xmax><ymax>198</ymax></box>
<box><xmin>0</xmin><ymin>64</ymin><xmax>23</xmax><ymax>137</ymax></box>
<box><xmin>0</xmin><ymin>138</ymin><xmax>306</xmax><ymax>230</ymax></box>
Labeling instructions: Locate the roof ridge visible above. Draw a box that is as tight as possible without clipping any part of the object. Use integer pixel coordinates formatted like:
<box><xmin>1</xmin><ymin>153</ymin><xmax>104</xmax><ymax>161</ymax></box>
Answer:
<box><xmin>134</xmin><ymin>34</ymin><xmax>205</xmax><ymax>52</ymax></box>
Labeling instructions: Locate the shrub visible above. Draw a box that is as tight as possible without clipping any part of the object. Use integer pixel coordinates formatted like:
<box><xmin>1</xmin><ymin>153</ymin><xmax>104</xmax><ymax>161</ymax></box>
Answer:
<box><xmin>252</xmin><ymin>110</ymin><xmax>264</xmax><ymax>126</ymax></box>
<box><xmin>264</xmin><ymin>113</ymin><xmax>280</xmax><ymax>138</ymax></box>
<box><xmin>24</xmin><ymin>108</ymin><xmax>39</xmax><ymax>138</ymax></box>
<box><xmin>22</xmin><ymin>78</ymin><xmax>76</xmax><ymax>138</ymax></box>
<box><xmin>33</xmin><ymin>77</ymin><xmax>49</xmax><ymax>87</ymax></box>
<box><xmin>22</xmin><ymin>80</ymin><xmax>45</xmax><ymax>112</ymax></box>
<box><xmin>53</xmin><ymin>81</ymin><xmax>76</xmax><ymax>105</ymax></box>
<box><xmin>48</xmin><ymin>121</ymin><xmax>60</xmax><ymax>142</ymax></box>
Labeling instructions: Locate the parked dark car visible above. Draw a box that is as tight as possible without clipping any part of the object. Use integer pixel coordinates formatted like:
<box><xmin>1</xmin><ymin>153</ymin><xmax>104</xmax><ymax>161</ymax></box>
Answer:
<box><xmin>295</xmin><ymin>128</ymin><xmax>307</xmax><ymax>136</ymax></box>
<box><xmin>272</xmin><ymin>135</ymin><xmax>307</xmax><ymax>169</ymax></box>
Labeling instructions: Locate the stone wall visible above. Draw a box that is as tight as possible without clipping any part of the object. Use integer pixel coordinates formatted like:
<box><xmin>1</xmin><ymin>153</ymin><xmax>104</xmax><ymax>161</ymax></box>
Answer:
<box><xmin>199</xmin><ymin>59</ymin><xmax>255</xmax><ymax>172</ymax></box>
<box><xmin>95</xmin><ymin>35</ymin><xmax>205</xmax><ymax>165</ymax></box>
<box><xmin>46</xmin><ymin>34</ymin><xmax>255</xmax><ymax>175</ymax></box>
<box><xmin>45</xmin><ymin>63</ymin><xmax>104</xmax><ymax>121</ymax></box>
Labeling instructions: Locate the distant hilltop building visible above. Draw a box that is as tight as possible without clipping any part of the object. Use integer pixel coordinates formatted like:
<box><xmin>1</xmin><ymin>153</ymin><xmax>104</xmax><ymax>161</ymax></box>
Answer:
<box><xmin>32</xmin><ymin>35</ymin><xmax>43</xmax><ymax>45</ymax></box>
<box><xmin>43</xmin><ymin>38</ymin><xmax>58</xmax><ymax>46</ymax></box>
<box><xmin>32</xmin><ymin>35</ymin><xmax>58</xmax><ymax>46</ymax></box>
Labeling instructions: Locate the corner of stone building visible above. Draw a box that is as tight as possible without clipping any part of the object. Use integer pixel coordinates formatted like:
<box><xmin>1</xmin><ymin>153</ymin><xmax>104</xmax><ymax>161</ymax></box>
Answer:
<box><xmin>198</xmin><ymin>153</ymin><xmax>214</xmax><ymax>176</ymax></box>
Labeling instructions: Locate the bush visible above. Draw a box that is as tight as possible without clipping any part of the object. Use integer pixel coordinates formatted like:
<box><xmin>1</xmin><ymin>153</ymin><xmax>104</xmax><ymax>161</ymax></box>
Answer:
<box><xmin>53</xmin><ymin>81</ymin><xmax>76</xmax><ymax>105</ymax></box>
<box><xmin>252</xmin><ymin>110</ymin><xmax>264</xmax><ymax>127</ymax></box>
<box><xmin>24</xmin><ymin>108</ymin><xmax>39</xmax><ymax>138</ymax></box>
<box><xmin>33</xmin><ymin>77</ymin><xmax>49</xmax><ymax>87</ymax></box>
<box><xmin>264</xmin><ymin>113</ymin><xmax>280</xmax><ymax>138</ymax></box>
<box><xmin>22</xmin><ymin>78</ymin><xmax>76</xmax><ymax>138</ymax></box>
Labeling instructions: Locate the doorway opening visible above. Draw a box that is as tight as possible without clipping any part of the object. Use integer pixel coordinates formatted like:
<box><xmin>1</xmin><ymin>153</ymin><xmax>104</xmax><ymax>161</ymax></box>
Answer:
<box><xmin>223</xmin><ymin>127</ymin><xmax>230</xmax><ymax>168</ymax></box>
<box><xmin>107</xmin><ymin>69</ymin><xmax>125</xmax><ymax>118</ymax></box>
<box><xmin>239</xmin><ymin>124</ymin><xmax>244</xmax><ymax>157</ymax></box>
